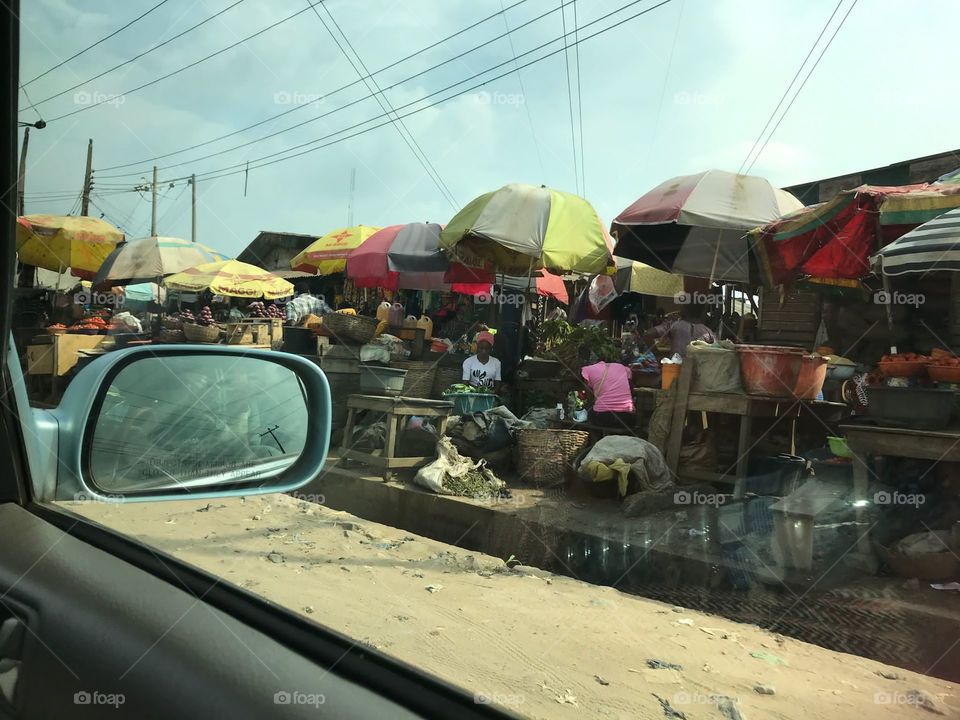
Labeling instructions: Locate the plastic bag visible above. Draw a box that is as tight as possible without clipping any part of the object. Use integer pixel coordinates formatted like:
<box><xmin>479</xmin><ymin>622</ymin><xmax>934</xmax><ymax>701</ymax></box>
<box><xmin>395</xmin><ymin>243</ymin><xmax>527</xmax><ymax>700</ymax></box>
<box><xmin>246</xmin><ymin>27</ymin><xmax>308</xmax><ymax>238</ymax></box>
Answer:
<box><xmin>577</xmin><ymin>435</ymin><xmax>672</xmax><ymax>494</ymax></box>
<box><xmin>588</xmin><ymin>274</ymin><xmax>618</xmax><ymax>313</ymax></box>
<box><xmin>413</xmin><ymin>437</ymin><xmax>505</xmax><ymax>496</ymax></box>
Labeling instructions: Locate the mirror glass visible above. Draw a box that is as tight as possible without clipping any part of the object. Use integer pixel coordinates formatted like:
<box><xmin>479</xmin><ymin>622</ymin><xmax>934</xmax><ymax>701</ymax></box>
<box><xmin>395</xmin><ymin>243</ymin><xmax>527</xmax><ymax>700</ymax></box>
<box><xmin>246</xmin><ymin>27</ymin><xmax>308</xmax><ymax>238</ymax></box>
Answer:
<box><xmin>89</xmin><ymin>355</ymin><xmax>309</xmax><ymax>494</ymax></box>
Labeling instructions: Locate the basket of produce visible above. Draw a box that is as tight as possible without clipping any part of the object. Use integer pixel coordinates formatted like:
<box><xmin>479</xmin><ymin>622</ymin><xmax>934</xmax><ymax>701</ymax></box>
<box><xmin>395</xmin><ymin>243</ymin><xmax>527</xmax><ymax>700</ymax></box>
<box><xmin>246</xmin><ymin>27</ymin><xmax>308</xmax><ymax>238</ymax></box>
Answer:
<box><xmin>183</xmin><ymin>323</ymin><xmax>221</xmax><ymax>343</ymax></box>
<box><xmin>878</xmin><ymin>352</ymin><xmax>930</xmax><ymax>378</ymax></box>
<box><xmin>158</xmin><ymin>328</ymin><xmax>185</xmax><ymax>343</ymax></box>
<box><xmin>442</xmin><ymin>384</ymin><xmax>498</xmax><ymax>415</ymax></box>
<box><xmin>47</xmin><ymin>323</ymin><xmax>67</xmax><ymax>336</ymax></box>
<box><xmin>515</xmin><ymin>428</ymin><xmax>590</xmax><ymax>486</ymax></box>
<box><xmin>161</xmin><ymin>316</ymin><xmax>183</xmax><ymax>331</ymax></box>
<box><xmin>246</xmin><ymin>301</ymin><xmax>285</xmax><ymax>320</ymax></box>
<box><xmin>929</xmin><ymin>355</ymin><xmax>960</xmax><ymax>383</ymax></box>
<box><xmin>392</xmin><ymin>359</ymin><xmax>438</xmax><ymax>399</ymax></box>
<box><xmin>322</xmin><ymin>312</ymin><xmax>378</xmax><ymax>344</ymax></box>
<box><xmin>431</xmin><ymin>365</ymin><xmax>464</xmax><ymax>399</ymax></box>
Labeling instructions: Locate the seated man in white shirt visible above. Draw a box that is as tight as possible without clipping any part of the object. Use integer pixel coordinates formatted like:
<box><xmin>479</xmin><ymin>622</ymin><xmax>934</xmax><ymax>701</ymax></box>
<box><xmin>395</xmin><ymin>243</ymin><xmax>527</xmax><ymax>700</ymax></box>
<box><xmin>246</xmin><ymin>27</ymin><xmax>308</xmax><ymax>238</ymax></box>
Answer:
<box><xmin>462</xmin><ymin>330</ymin><xmax>501</xmax><ymax>393</ymax></box>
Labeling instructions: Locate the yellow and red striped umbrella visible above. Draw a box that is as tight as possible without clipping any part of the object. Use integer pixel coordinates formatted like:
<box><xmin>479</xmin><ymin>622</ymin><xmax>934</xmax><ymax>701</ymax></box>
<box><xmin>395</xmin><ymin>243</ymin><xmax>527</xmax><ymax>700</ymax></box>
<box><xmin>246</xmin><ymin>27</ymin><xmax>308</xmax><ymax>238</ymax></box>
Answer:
<box><xmin>290</xmin><ymin>225</ymin><xmax>381</xmax><ymax>276</ymax></box>
<box><xmin>16</xmin><ymin>214</ymin><xmax>124</xmax><ymax>276</ymax></box>
<box><xmin>164</xmin><ymin>259</ymin><xmax>294</xmax><ymax>299</ymax></box>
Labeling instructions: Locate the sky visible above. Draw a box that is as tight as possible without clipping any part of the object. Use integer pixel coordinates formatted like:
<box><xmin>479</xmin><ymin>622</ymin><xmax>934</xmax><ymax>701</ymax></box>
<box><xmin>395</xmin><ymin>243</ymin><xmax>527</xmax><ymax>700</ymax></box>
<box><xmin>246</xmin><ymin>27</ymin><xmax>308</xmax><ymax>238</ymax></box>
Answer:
<box><xmin>16</xmin><ymin>0</ymin><xmax>960</xmax><ymax>259</ymax></box>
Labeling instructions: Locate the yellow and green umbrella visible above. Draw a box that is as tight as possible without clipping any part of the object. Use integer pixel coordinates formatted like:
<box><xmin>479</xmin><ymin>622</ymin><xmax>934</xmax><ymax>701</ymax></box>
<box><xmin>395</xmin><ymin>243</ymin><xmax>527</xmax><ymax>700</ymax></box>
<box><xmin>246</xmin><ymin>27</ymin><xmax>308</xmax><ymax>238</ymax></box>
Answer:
<box><xmin>164</xmin><ymin>259</ymin><xmax>294</xmax><ymax>299</ymax></box>
<box><xmin>439</xmin><ymin>183</ymin><xmax>613</xmax><ymax>275</ymax></box>
<box><xmin>613</xmin><ymin>256</ymin><xmax>684</xmax><ymax>297</ymax></box>
<box><xmin>16</xmin><ymin>214</ymin><xmax>124</xmax><ymax>277</ymax></box>
<box><xmin>290</xmin><ymin>225</ymin><xmax>382</xmax><ymax>276</ymax></box>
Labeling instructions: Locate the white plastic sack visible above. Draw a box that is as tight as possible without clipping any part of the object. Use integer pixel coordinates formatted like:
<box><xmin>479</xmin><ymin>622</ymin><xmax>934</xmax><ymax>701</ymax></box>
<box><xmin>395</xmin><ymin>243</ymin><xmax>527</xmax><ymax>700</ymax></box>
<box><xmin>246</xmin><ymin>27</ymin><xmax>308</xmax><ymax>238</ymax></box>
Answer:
<box><xmin>111</xmin><ymin>312</ymin><xmax>142</xmax><ymax>333</ymax></box>
<box><xmin>588</xmin><ymin>274</ymin><xmax>618</xmax><ymax>313</ymax></box>
<box><xmin>689</xmin><ymin>340</ymin><xmax>742</xmax><ymax>393</ymax></box>
<box><xmin>413</xmin><ymin>437</ymin><xmax>505</xmax><ymax>496</ymax></box>
<box><xmin>577</xmin><ymin>435</ymin><xmax>672</xmax><ymax>493</ymax></box>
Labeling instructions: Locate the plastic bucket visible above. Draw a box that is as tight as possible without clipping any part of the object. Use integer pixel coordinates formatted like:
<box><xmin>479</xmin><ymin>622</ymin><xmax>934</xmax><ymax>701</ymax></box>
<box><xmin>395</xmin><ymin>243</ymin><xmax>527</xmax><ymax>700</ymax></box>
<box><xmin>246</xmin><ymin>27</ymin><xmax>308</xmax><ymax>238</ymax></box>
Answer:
<box><xmin>794</xmin><ymin>355</ymin><xmax>829</xmax><ymax>399</ymax></box>
<box><xmin>442</xmin><ymin>392</ymin><xmax>497</xmax><ymax>415</ymax></box>
<box><xmin>359</xmin><ymin>364</ymin><xmax>407</xmax><ymax>396</ymax></box>
<box><xmin>661</xmin><ymin>363</ymin><xmax>681</xmax><ymax>390</ymax></box>
<box><xmin>737</xmin><ymin>345</ymin><xmax>803</xmax><ymax>397</ymax></box>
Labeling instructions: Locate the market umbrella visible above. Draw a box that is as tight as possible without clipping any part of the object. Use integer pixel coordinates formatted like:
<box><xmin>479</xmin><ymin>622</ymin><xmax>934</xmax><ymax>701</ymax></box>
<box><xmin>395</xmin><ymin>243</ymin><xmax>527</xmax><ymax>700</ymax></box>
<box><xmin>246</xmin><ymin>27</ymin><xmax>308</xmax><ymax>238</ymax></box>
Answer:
<box><xmin>289</xmin><ymin>225</ymin><xmax>381</xmax><ymax>276</ymax></box>
<box><xmin>750</xmin><ymin>182</ymin><xmax>960</xmax><ymax>287</ymax></box>
<box><xmin>500</xmin><ymin>270</ymin><xmax>569</xmax><ymax>304</ymax></box>
<box><xmin>347</xmin><ymin>222</ymin><xmax>493</xmax><ymax>293</ymax></box>
<box><xmin>439</xmin><ymin>183</ymin><xmax>614</xmax><ymax>275</ymax></box>
<box><xmin>611</xmin><ymin>169</ymin><xmax>803</xmax><ymax>284</ymax></box>
<box><xmin>92</xmin><ymin>236</ymin><xmax>228</xmax><ymax>286</ymax></box>
<box><xmin>16</xmin><ymin>214</ymin><xmax>124</xmax><ymax>277</ymax></box>
<box><xmin>164</xmin><ymin>259</ymin><xmax>294</xmax><ymax>299</ymax></box>
<box><xmin>871</xmin><ymin>207</ymin><xmax>960</xmax><ymax>275</ymax></box>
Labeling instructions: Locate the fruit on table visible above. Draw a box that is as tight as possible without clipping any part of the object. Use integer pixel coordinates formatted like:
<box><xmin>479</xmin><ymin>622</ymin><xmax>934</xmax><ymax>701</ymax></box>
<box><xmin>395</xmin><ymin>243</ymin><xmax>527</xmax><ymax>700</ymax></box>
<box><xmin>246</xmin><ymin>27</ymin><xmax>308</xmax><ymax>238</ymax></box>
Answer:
<box><xmin>880</xmin><ymin>353</ymin><xmax>928</xmax><ymax>362</ymax></box>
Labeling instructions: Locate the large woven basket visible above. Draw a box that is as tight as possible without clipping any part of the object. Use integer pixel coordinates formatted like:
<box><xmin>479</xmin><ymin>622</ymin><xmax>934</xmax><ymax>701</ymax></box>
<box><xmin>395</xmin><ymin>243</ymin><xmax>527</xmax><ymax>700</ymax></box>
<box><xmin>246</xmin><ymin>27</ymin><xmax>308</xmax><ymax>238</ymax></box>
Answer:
<box><xmin>431</xmin><ymin>365</ymin><xmax>464</xmax><ymax>399</ymax></box>
<box><xmin>515</xmin><ymin>428</ymin><xmax>590</xmax><ymax>486</ymax></box>
<box><xmin>322</xmin><ymin>313</ymin><xmax>378</xmax><ymax>344</ymax></box>
<box><xmin>393</xmin><ymin>359</ymin><xmax>438</xmax><ymax>399</ymax></box>
<box><xmin>182</xmin><ymin>323</ymin><xmax>221</xmax><ymax>343</ymax></box>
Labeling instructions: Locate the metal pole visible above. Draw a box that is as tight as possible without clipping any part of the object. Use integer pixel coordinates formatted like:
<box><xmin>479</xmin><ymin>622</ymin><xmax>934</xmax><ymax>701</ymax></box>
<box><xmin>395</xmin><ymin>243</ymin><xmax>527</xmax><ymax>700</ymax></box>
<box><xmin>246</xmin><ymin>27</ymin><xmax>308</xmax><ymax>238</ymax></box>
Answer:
<box><xmin>80</xmin><ymin>138</ymin><xmax>93</xmax><ymax>215</ymax></box>
<box><xmin>190</xmin><ymin>173</ymin><xmax>196</xmax><ymax>242</ymax></box>
<box><xmin>16</xmin><ymin>126</ymin><xmax>28</xmax><ymax>216</ymax></box>
<box><xmin>150</xmin><ymin>165</ymin><xmax>158</xmax><ymax>236</ymax></box>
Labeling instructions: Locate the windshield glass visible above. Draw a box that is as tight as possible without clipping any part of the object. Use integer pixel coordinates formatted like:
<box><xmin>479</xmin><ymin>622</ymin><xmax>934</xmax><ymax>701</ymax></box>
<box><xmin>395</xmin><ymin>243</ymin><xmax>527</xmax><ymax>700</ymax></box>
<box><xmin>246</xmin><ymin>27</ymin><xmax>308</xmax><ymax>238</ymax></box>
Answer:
<box><xmin>18</xmin><ymin>0</ymin><xmax>960</xmax><ymax>717</ymax></box>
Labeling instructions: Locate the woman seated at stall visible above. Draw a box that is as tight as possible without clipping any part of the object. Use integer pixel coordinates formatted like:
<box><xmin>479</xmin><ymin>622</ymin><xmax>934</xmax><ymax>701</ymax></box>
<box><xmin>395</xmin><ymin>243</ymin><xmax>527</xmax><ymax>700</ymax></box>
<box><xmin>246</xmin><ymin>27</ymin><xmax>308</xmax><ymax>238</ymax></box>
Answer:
<box><xmin>462</xmin><ymin>331</ymin><xmax>501</xmax><ymax>393</ymax></box>
<box><xmin>580</xmin><ymin>357</ymin><xmax>635</xmax><ymax>429</ymax></box>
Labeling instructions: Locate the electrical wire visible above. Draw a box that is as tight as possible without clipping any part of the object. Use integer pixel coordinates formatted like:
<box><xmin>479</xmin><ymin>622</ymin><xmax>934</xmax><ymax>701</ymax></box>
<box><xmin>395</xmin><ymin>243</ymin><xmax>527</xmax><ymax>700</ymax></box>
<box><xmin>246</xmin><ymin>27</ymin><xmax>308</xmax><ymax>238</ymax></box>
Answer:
<box><xmin>499</xmin><ymin>0</ymin><xmax>545</xmax><ymax>180</ymax></box>
<box><xmin>559</xmin><ymin>0</ymin><xmax>580</xmax><ymax>195</ymax></box>
<box><xmin>28</xmin><ymin>0</ymin><xmax>248</xmax><ymax>109</ymax></box>
<box><xmin>738</xmin><ymin>0</ymin><xmax>846</xmax><ymax>175</ymax></box>
<box><xmin>312</xmin><ymin>1</ymin><xmax>458</xmax><ymax>209</ymax></box>
<box><xmin>21</xmin><ymin>0</ymin><xmax>172</xmax><ymax>87</ymax></box>
<box><xmin>744</xmin><ymin>0</ymin><xmax>858</xmax><ymax>174</ymax></box>
<box><xmin>173</xmin><ymin>0</ymin><xmax>675</xmax><ymax>185</ymax></box>
<box><xmin>18</xmin><ymin>84</ymin><xmax>45</xmax><ymax>122</ymax></box>
<box><xmin>98</xmin><ymin>0</ymin><xmax>662</xmax><ymax>182</ymax></box>
<box><xmin>93</xmin><ymin>0</ymin><xmax>538</xmax><ymax>175</ymax></box>
<box><xmin>42</xmin><ymin>1</ymin><xmax>321</xmax><ymax>123</ymax></box>
<box><xmin>573</xmin><ymin>0</ymin><xmax>584</xmax><ymax>195</ymax></box>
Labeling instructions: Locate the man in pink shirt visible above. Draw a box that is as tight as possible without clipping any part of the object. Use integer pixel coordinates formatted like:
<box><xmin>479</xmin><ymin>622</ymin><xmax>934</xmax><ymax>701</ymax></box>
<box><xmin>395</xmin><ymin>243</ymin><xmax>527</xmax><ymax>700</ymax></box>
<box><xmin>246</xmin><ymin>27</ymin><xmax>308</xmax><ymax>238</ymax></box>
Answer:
<box><xmin>580</xmin><ymin>360</ymin><xmax>635</xmax><ymax>428</ymax></box>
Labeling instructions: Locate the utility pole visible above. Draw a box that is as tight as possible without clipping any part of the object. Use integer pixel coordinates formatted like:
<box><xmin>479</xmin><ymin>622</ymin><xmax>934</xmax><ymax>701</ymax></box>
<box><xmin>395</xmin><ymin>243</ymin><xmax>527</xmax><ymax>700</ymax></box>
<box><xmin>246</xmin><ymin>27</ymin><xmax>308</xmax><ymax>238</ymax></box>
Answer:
<box><xmin>190</xmin><ymin>174</ymin><xmax>197</xmax><ymax>242</ymax></box>
<box><xmin>80</xmin><ymin>138</ymin><xmax>93</xmax><ymax>216</ymax></box>
<box><xmin>347</xmin><ymin>167</ymin><xmax>356</xmax><ymax>226</ymax></box>
<box><xmin>150</xmin><ymin>165</ymin><xmax>158</xmax><ymax>236</ymax></box>
<box><xmin>16</xmin><ymin>127</ymin><xmax>29</xmax><ymax>216</ymax></box>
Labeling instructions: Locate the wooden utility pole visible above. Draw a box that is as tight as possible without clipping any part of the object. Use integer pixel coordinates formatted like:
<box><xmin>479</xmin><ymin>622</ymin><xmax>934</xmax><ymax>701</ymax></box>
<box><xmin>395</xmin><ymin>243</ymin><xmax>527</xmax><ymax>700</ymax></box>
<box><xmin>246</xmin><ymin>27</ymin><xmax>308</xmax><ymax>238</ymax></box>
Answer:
<box><xmin>150</xmin><ymin>165</ymin><xmax>158</xmax><ymax>236</ymax></box>
<box><xmin>80</xmin><ymin>138</ymin><xmax>93</xmax><ymax>216</ymax></box>
<box><xmin>190</xmin><ymin>174</ymin><xmax>196</xmax><ymax>242</ymax></box>
<box><xmin>16</xmin><ymin>126</ymin><xmax>29</xmax><ymax>216</ymax></box>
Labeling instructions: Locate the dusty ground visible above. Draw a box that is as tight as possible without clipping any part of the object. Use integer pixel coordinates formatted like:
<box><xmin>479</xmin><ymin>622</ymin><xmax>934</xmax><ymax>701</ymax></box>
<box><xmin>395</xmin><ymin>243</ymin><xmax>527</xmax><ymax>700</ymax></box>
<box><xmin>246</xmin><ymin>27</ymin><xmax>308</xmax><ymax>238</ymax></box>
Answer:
<box><xmin>69</xmin><ymin>494</ymin><xmax>959</xmax><ymax>719</ymax></box>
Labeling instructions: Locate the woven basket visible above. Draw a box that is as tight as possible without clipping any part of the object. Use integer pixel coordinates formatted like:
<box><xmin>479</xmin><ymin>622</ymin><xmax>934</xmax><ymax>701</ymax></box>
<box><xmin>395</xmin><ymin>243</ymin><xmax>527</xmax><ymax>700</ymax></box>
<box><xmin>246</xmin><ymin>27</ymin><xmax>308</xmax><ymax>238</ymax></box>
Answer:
<box><xmin>393</xmin><ymin>359</ymin><xmax>438</xmax><ymax>399</ymax></box>
<box><xmin>161</xmin><ymin>317</ymin><xmax>183</xmax><ymax>331</ymax></box>
<box><xmin>182</xmin><ymin>323</ymin><xmax>221</xmax><ymax>343</ymax></box>
<box><xmin>158</xmin><ymin>328</ymin><xmax>184</xmax><ymax>343</ymax></box>
<box><xmin>431</xmin><ymin>365</ymin><xmax>464</xmax><ymax>399</ymax></box>
<box><xmin>322</xmin><ymin>313</ymin><xmax>378</xmax><ymax>344</ymax></box>
<box><xmin>515</xmin><ymin>428</ymin><xmax>590</xmax><ymax>486</ymax></box>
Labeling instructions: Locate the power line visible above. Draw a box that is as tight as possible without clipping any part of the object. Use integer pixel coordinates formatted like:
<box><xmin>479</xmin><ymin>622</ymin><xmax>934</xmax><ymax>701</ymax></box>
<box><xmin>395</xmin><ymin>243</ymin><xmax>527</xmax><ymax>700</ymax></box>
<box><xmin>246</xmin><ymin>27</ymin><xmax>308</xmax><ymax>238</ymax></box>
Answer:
<box><xmin>573</xmin><ymin>0</ymin><xmax>584</xmax><ymax>195</ymax></box>
<box><xmin>499</xmin><ymin>0</ymin><xmax>545</xmax><ymax>180</ymax></box>
<box><xmin>18</xmin><ymin>84</ymin><xmax>45</xmax><ymax>122</ymax></box>
<box><xmin>21</xmin><ymin>0</ymin><xmax>172</xmax><ymax>87</ymax></box>
<box><xmin>312</xmin><ymin>1</ymin><xmax>458</xmax><ymax>209</ymax></box>
<box><xmin>738</xmin><ymin>0</ymin><xmax>845</xmax><ymax>175</ymax></box>
<box><xmin>98</xmin><ymin>0</ymin><xmax>651</xmax><ymax>182</ymax></box>
<box><xmin>559</xmin><ymin>0</ymin><xmax>580</xmax><ymax>195</ymax></box>
<box><xmin>41</xmin><ymin>1</ymin><xmax>321</xmax><ymax>123</ymax></box>
<box><xmin>93</xmin><ymin>0</ymin><xmax>538</xmax><ymax>175</ymax></box>
<box><xmin>172</xmin><ymin>0</ymin><xmax>675</xmax><ymax>185</ymax></box>
<box><xmin>744</xmin><ymin>0</ymin><xmax>858</xmax><ymax>175</ymax></box>
<box><xmin>28</xmin><ymin>0</ymin><xmax>248</xmax><ymax>109</ymax></box>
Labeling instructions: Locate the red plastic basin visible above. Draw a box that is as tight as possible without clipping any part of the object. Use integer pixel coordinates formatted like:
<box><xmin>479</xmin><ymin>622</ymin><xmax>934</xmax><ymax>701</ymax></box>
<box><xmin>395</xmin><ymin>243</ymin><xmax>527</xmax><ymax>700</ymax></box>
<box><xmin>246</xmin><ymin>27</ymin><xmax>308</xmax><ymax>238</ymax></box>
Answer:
<box><xmin>794</xmin><ymin>355</ymin><xmax>829</xmax><ymax>399</ymax></box>
<box><xmin>737</xmin><ymin>344</ymin><xmax>804</xmax><ymax>397</ymax></box>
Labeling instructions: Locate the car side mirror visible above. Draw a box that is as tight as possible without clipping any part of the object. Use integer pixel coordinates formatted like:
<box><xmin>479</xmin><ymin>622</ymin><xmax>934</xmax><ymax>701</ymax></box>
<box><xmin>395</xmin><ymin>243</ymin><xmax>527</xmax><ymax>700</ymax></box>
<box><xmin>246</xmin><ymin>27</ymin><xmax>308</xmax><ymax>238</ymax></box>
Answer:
<box><xmin>48</xmin><ymin>346</ymin><xmax>330</xmax><ymax>502</ymax></box>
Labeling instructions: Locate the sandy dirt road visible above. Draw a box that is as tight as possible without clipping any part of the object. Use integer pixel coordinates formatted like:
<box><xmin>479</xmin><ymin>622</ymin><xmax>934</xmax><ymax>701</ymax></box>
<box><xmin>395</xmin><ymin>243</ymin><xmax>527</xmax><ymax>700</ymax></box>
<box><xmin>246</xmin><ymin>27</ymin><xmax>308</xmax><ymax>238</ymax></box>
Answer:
<box><xmin>70</xmin><ymin>494</ymin><xmax>958</xmax><ymax>719</ymax></box>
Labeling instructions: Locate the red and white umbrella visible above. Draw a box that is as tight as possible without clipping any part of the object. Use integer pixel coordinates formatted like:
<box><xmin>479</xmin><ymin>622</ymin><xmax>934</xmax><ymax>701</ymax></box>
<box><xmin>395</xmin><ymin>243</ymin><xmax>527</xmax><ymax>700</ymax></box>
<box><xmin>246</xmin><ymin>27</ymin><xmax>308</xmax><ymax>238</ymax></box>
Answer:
<box><xmin>611</xmin><ymin>169</ymin><xmax>802</xmax><ymax>283</ymax></box>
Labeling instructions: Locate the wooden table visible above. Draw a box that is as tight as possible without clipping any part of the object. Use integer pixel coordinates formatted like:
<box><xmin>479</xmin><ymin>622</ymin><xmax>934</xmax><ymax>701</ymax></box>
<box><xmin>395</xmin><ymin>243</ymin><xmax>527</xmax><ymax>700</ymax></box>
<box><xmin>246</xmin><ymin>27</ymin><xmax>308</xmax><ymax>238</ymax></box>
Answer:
<box><xmin>26</xmin><ymin>333</ymin><xmax>108</xmax><ymax>402</ymax></box>
<box><xmin>340</xmin><ymin>394</ymin><xmax>454</xmax><ymax>481</ymax></box>
<box><xmin>645</xmin><ymin>358</ymin><xmax>847</xmax><ymax>497</ymax></box>
<box><xmin>840</xmin><ymin>423</ymin><xmax>960</xmax><ymax>553</ymax></box>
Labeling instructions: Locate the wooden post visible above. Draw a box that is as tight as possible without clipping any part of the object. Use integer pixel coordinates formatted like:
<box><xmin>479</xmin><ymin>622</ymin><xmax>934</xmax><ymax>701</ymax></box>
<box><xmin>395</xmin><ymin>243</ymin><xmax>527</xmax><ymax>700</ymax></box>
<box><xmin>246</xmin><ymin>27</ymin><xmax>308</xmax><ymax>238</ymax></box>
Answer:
<box><xmin>16</xmin><ymin>126</ymin><xmax>28</xmax><ymax>216</ymax></box>
<box><xmin>190</xmin><ymin>174</ymin><xmax>196</xmax><ymax>242</ymax></box>
<box><xmin>150</xmin><ymin>165</ymin><xmax>158</xmax><ymax>236</ymax></box>
<box><xmin>80</xmin><ymin>138</ymin><xmax>93</xmax><ymax>216</ymax></box>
